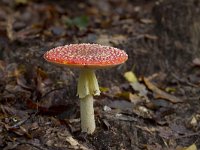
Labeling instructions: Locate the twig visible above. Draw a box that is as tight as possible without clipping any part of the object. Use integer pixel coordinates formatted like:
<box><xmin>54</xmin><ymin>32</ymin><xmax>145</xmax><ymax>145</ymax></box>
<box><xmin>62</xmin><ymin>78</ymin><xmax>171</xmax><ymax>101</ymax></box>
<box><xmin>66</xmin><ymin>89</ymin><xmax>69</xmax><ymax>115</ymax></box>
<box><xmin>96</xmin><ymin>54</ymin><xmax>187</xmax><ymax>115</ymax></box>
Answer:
<box><xmin>171</xmin><ymin>73</ymin><xmax>198</xmax><ymax>88</ymax></box>
<box><xmin>41</xmin><ymin>87</ymin><xmax>65</xmax><ymax>99</ymax></box>
<box><xmin>11</xmin><ymin>116</ymin><xmax>30</xmax><ymax>128</ymax></box>
<box><xmin>174</xmin><ymin>131</ymin><xmax>200</xmax><ymax>139</ymax></box>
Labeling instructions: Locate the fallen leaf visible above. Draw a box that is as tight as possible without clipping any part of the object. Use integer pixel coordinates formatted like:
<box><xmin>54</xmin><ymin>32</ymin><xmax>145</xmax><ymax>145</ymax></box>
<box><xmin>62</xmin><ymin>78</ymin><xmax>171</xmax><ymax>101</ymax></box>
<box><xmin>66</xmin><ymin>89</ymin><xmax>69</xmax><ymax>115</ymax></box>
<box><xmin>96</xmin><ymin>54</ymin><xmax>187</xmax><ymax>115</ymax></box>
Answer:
<box><xmin>115</xmin><ymin>92</ymin><xmax>142</xmax><ymax>104</ymax></box>
<box><xmin>143</xmin><ymin>34</ymin><xmax>158</xmax><ymax>40</ymax></box>
<box><xmin>66</xmin><ymin>136</ymin><xmax>88</xmax><ymax>150</ymax></box>
<box><xmin>131</xmin><ymin>82</ymin><xmax>148</xmax><ymax>97</ymax></box>
<box><xmin>140</xmin><ymin>18</ymin><xmax>154</xmax><ymax>24</ymax></box>
<box><xmin>6</xmin><ymin>15</ymin><xmax>15</xmax><ymax>42</ymax></box>
<box><xmin>115</xmin><ymin>113</ymin><xmax>137</xmax><ymax>122</ymax></box>
<box><xmin>176</xmin><ymin>144</ymin><xmax>197</xmax><ymax>150</ymax></box>
<box><xmin>124</xmin><ymin>71</ymin><xmax>138</xmax><ymax>83</ymax></box>
<box><xmin>143</xmin><ymin>77</ymin><xmax>183</xmax><ymax>103</ymax></box>
<box><xmin>66</xmin><ymin>136</ymin><xmax>79</xmax><ymax>146</ymax></box>
<box><xmin>133</xmin><ymin>106</ymin><xmax>154</xmax><ymax>119</ymax></box>
<box><xmin>187</xmin><ymin>115</ymin><xmax>199</xmax><ymax>131</ymax></box>
<box><xmin>108</xmin><ymin>100</ymin><xmax>134</xmax><ymax>111</ymax></box>
<box><xmin>124</xmin><ymin>71</ymin><xmax>148</xmax><ymax>97</ymax></box>
<box><xmin>190</xmin><ymin>116</ymin><xmax>197</xmax><ymax>127</ymax></box>
<box><xmin>99</xmin><ymin>87</ymin><xmax>109</xmax><ymax>92</ymax></box>
<box><xmin>192</xmin><ymin>58</ymin><xmax>200</xmax><ymax>66</ymax></box>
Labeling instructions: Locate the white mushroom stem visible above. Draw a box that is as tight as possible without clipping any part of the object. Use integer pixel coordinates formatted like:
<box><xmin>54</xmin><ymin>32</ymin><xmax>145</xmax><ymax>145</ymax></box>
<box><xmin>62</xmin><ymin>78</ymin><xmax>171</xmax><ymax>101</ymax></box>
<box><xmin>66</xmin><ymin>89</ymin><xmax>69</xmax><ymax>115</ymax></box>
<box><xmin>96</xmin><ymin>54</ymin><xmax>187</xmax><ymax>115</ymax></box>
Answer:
<box><xmin>77</xmin><ymin>69</ymin><xmax>100</xmax><ymax>134</ymax></box>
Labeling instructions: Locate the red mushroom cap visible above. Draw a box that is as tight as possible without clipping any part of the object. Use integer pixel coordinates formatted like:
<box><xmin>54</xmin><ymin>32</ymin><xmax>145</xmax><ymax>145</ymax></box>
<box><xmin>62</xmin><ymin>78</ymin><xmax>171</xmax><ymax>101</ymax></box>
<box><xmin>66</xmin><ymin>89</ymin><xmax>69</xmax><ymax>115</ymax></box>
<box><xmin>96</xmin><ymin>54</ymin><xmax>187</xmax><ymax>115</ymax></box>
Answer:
<box><xmin>44</xmin><ymin>43</ymin><xmax>128</xmax><ymax>69</ymax></box>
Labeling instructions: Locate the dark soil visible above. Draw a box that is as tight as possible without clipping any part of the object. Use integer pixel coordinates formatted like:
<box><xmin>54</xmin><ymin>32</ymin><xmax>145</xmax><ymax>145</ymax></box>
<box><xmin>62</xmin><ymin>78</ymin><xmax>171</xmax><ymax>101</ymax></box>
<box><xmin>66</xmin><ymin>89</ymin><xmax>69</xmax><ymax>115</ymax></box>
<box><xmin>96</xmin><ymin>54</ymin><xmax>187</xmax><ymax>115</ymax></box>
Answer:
<box><xmin>0</xmin><ymin>0</ymin><xmax>200</xmax><ymax>149</ymax></box>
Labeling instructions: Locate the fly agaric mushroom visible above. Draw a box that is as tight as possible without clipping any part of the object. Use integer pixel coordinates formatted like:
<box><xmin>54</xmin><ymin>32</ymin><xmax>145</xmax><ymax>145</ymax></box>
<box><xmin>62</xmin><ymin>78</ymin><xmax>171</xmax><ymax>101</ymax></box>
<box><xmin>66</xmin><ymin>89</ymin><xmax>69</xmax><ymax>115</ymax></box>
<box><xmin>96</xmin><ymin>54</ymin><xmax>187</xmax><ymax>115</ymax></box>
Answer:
<box><xmin>43</xmin><ymin>43</ymin><xmax>128</xmax><ymax>134</ymax></box>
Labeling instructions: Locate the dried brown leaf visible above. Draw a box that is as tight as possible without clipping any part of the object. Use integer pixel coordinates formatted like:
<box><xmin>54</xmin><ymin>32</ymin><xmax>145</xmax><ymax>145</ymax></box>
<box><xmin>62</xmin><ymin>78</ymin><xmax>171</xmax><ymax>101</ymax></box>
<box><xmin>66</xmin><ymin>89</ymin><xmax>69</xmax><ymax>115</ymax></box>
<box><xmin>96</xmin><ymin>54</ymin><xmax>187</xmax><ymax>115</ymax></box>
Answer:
<box><xmin>143</xmin><ymin>77</ymin><xmax>183</xmax><ymax>103</ymax></box>
<box><xmin>65</xmin><ymin>136</ymin><xmax>88</xmax><ymax>150</ymax></box>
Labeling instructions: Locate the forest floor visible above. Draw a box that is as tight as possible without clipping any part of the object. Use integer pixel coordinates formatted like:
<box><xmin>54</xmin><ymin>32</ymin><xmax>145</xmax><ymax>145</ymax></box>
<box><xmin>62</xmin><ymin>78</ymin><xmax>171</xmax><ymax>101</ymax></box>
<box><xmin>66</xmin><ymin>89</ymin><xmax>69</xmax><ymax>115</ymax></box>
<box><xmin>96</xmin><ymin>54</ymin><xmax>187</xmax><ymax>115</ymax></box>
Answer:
<box><xmin>0</xmin><ymin>0</ymin><xmax>200</xmax><ymax>150</ymax></box>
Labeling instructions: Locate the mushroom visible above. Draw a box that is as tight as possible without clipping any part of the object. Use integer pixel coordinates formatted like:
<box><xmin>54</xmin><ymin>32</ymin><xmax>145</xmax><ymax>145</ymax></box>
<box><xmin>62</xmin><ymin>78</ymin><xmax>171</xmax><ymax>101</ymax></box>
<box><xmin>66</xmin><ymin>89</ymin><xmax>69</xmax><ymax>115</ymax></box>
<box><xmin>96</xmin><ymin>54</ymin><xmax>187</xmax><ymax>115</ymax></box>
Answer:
<box><xmin>43</xmin><ymin>43</ymin><xmax>128</xmax><ymax>134</ymax></box>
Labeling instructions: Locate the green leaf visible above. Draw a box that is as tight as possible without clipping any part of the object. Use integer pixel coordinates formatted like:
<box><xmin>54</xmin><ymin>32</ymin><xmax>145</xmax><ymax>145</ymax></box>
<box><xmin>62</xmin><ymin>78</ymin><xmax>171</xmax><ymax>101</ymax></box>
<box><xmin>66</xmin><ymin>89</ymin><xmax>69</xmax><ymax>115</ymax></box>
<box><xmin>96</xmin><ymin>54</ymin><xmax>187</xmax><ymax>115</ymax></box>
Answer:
<box><xmin>165</xmin><ymin>87</ymin><xmax>176</xmax><ymax>93</ymax></box>
<box><xmin>99</xmin><ymin>87</ymin><xmax>109</xmax><ymax>92</ymax></box>
<box><xmin>66</xmin><ymin>16</ymin><xmax>89</xmax><ymax>30</ymax></box>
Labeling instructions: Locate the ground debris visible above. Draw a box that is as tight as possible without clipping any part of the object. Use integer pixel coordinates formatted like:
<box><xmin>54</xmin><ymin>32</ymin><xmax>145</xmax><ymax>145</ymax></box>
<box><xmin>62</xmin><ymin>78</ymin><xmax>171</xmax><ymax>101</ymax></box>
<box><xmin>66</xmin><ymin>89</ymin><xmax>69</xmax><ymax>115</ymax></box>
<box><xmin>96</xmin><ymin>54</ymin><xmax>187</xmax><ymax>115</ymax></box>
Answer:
<box><xmin>43</xmin><ymin>127</ymin><xmax>89</xmax><ymax>149</ymax></box>
<box><xmin>176</xmin><ymin>144</ymin><xmax>197</xmax><ymax>150</ymax></box>
<box><xmin>192</xmin><ymin>58</ymin><xmax>200</xmax><ymax>67</ymax></box>
<box><xmin>143</xmin><ymin>77</ymin><xmax>183</xmax><ymax>103</ymax></box>
<box><xmin>66</xmin><ymin>136</ymin><xmax>89</xmax><ymax>150</ymax></box>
